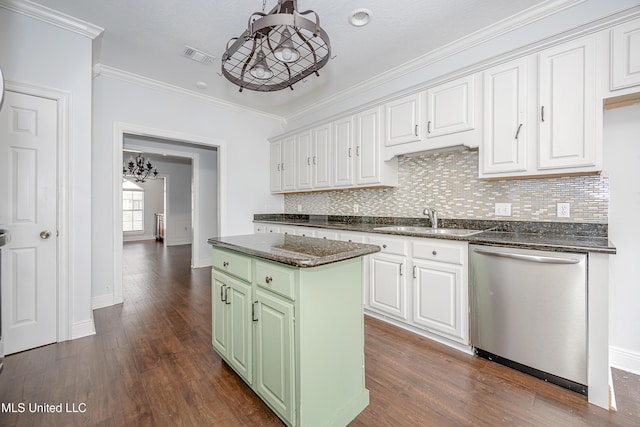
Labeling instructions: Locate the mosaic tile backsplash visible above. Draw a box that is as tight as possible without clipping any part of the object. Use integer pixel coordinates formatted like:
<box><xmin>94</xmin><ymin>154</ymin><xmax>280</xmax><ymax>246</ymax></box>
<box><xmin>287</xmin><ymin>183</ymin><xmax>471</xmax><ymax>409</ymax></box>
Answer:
<box><xmin>284</xmin><ymin>149</ymin><xmax>609</xmax><ymax>223</ymax></box>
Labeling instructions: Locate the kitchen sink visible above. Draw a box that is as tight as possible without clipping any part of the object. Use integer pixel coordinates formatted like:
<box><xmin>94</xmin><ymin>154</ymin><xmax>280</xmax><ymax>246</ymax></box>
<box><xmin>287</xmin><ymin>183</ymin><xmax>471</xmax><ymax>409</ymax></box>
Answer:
<box><xmin>373</xmin><ymin>226</ymin><xmax>485</xmax><ymax>237</ymax></box>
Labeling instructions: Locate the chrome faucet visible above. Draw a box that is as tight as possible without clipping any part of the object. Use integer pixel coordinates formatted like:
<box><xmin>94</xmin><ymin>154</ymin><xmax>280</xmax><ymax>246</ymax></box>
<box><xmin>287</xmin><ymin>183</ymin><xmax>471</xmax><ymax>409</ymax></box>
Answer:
<box><xmin>423</xmin><ymin>207</ymin><xmax>438</xmax><ymax>229</ymax></box>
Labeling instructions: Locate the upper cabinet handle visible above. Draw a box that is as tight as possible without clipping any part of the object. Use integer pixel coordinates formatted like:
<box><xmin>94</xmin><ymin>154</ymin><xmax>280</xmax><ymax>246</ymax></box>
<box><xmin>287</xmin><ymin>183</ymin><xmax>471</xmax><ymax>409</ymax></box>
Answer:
<box><xmin>541</xmin><ymin>106</ymin><xmax>545</xmax><ymax>122</ymax></box>
<box><xmin>427</xmin><ymin>121</ymin><xmax>432</xmax><ymax>134</ymax></box>
<box><xmin>515</xmin><ymin>123</ymin><xmax>523</xmax><ymax>140</ymax></box>
<box><xmin>348</xmin><ymin>147</ymin><xmax>352</xmax><ymax>158</ymax></box>
<box><xmin>313</xmin><ymin>156</ymin><xmax>317</xmax><ymax>165</ymax></box>
<box><xmin>356</xmin><ymin>146</ymin><xmax>360</xmax><ymax>156</ymax></box>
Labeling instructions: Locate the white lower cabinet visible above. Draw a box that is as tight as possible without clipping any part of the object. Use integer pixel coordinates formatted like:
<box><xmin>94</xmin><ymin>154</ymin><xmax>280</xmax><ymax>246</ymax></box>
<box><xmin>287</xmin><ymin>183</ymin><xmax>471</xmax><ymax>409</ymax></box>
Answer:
<box><xmin>367</xmin><ymin>235</ymin><xmax>409</xmax><ymax>320</ymax></box>
<box><xmin>368</xmin><ymin>236</ymin><xmax>469</xmax><ymax>345</ymax></box>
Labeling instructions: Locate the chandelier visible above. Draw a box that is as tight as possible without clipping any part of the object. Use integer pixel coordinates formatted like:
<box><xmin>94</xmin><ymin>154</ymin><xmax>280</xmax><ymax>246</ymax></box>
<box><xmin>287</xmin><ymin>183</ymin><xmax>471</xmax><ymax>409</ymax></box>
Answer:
<box><xmin>123</xmin><ymin>153</ymin><xmax>158</xmax><ymax>183</ymax></box>
<box><xmin>221</xmin><ymin>0</ymin><xmax>331</xmax><ymax>92</ymax></box>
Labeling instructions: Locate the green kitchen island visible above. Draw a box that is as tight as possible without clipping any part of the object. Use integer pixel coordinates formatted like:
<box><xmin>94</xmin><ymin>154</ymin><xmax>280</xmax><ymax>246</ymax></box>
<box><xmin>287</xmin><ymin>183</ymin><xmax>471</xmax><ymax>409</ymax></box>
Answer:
<box><xmin>207</xmin><ymin>233</ymin><xmax>380</xmax><ymax>427</ymax></box>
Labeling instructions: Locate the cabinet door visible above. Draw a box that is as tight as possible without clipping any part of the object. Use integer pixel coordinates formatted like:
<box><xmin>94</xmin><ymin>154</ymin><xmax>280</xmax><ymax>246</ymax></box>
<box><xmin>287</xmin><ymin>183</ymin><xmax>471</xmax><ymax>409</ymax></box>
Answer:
<box><xmin>611</xmin><ymin>18</ymin><xmax>640</xmax><ymax>90</ymax></box>
<box><xmin>426</xmin><ymin>75</ymin><xmax>475</xmax><ymax>138</ymax></box>
<box><xmin>385</xmin><ymin>93</ymin><xmax>423</xmax><ymax>146</ymax></box>
<box><xmin>333</xmin><ymin>115</ymin><xmax>354</xmax><ymax>187</ymax></box>
<box><xmin>227</xmin><ymin>278</ymin><xmax>253</xmax><ymax>384</ymax></box>
<box><xmin>369</xmin><ymin>253</ymin><xmax>408</xmax><ymax>320</ymax></box>
<box><xmin>296</xmin><ymin>130</ymin><xmax>312</xmax><ymax>190</ymax></box>
<box><xmin>312</xmin><ymin>123</ymin><xmax>332</xmax><ymax>189</ymax></box>
<box><xmin>281</xmin><ymin>136</ymin><xmax>297</xmax><ymax>191</ymax></box>
<box><xmin>538</xmin><ymin>36</ymin><xmax>597</xmax><ymax>170</ymax></box>
<box><xmin>212</xmin><ymin>272</ymin><xmax>229</xmax><ymax>356</ymax></box>
<box><xmin>481</xmin><ymin>58</ymin><xmax>528</xmax><ymax>175</ymax></box>
<box><xmin>412</xmin><ymin>260</ymin><xmax>466</xmax><ymax>342</ymax></box>
<box><xmin>355</xmin><ymin>107</ymin><xmax>381</xmax><ymax>185</ymax></box>
<box><xmin>269</xmin><ymin>141</ymin><xmax>282</xmax><ymax>193</ymax></box>
<box><xmin>254</xmin><ymin>289</ymin><xmax>295</xmax><ymax>425</ymax></box>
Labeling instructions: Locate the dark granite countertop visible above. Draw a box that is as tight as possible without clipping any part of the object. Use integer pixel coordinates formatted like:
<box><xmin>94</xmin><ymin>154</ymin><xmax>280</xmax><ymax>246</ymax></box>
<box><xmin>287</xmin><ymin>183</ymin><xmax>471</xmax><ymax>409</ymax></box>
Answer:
<box><xmin>253</xmin><ymin>214</ymin><xmax>616</xmax><ymax>254</ymax></box>
<box><xmin>207</xmin><ymin>233</ymin><xmax>381</xmax><ymax>267</ymax></box>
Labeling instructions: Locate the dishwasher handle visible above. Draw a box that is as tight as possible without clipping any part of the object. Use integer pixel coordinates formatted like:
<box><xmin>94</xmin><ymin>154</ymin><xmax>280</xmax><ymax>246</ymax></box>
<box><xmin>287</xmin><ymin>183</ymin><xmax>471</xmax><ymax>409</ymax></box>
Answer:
<box><xmin>472</xmin><ymin>248</ymin><xmax>580</xmax><ymax>264</ymax></box>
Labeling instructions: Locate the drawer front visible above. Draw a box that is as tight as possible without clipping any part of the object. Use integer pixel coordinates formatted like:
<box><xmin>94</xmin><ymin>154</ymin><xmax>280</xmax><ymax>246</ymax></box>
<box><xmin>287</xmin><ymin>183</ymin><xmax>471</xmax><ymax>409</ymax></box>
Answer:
<box><xmin>412</xmin><ymin>240</ymin><xmax>466</xmax><ymax>264</ymax></box>
<box><xmin>255</xmin><ymin>260</ymin><xmax>296</xmax><ymax>300</ymax></box>
<box><xmin>369</xmin><ymin>236</ymin><xmax>408</xmax><ymax>256</ymax></box>
<box><xmin>212</xmin><ymin>248</ymin><xmax>252</xmax><ymax>282</ymax></box>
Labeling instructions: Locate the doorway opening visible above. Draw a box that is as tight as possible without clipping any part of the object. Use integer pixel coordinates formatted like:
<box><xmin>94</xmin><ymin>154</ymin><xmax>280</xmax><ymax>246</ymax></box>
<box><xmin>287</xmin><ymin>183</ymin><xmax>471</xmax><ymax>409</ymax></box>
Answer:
<box><xmin>113</xmin><ymin>123</ymin><xmax>226</xmax><ymax>306</ymax></box>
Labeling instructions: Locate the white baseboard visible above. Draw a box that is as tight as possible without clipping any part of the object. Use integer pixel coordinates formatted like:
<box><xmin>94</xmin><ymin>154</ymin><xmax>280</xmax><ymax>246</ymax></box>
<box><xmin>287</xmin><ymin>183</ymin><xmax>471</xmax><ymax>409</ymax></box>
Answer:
<box><xmin>123</xmin><ymin>234</ymin><xmax>156</xmax><ymax>242</ymax></box>
<box><xmin>92</xmin><ymin>293</ymin><xmax>115</xmax><ymax>310</ymax></box>
<box><xmin>166</xmin><ymin>237</ymin><xmax>192</xmax><ymax>246</ymax></box>
<box><xmin>194</xmin><ymin>257</ymin><xmax>213</xmax><ymax>269</ymax></box>
<box><xmin>71</xmin><ymin>318</ymin><xmax>96</xmax><ymax>339</ymax></box>
<box><xmin>610</xmin><ymin>346</ymin><xmax>640</xmax><ymax>376</ymax></box>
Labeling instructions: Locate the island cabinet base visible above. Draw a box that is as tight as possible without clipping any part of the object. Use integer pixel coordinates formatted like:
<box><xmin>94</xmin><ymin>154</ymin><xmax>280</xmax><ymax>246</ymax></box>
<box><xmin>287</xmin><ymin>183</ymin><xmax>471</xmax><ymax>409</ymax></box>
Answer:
<box><xmin>211</xmin><ymin>246</ymin><xmax>369</xmax><ymax>427</ymax></box>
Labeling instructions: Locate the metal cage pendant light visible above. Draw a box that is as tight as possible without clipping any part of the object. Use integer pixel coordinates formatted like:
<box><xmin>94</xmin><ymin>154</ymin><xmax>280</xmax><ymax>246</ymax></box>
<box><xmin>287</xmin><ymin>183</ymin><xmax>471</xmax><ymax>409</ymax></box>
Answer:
<box><xmin>221</xmin><ymin>0</ymin><xmax>331</xmax><ymax>92</ymax></box>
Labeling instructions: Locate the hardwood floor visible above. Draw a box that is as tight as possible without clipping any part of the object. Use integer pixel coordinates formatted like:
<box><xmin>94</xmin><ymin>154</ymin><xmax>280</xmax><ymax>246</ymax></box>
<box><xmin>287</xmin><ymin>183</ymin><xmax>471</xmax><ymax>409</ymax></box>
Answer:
<box><xmin>1</xmin><ymin>240</ymin><xmax>638</xmax><ymax>426</ymax></box>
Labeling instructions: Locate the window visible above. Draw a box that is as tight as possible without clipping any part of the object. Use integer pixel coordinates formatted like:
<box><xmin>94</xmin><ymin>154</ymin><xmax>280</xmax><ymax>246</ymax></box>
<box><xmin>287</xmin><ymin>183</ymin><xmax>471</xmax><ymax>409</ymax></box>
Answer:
<box><xmin>123</xmin><ymin>186</ymin><xmax>144</xmax><ymax>232</ymax></box>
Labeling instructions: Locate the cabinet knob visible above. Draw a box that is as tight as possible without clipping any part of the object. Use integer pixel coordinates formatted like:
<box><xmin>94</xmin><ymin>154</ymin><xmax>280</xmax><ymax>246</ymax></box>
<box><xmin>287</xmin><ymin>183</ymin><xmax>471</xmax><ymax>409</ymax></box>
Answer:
<box><xmin>265</xmin><ymin>276</ymin><xmax>273</xmax><ymax>284</ymax></box>
<box><xmin>223</xmin><ymin>261</ymin><xmax>229</xmax><ymax>267</ymax></box>
<box><xmin>432</xmin><ymin>250</ymin><xmax>437</xmax><ymax>256</ymax></box>
<box><xmin>382</xmin><ymin>244</ymin><xmax>387</xmax><ymax>249</ymax></box>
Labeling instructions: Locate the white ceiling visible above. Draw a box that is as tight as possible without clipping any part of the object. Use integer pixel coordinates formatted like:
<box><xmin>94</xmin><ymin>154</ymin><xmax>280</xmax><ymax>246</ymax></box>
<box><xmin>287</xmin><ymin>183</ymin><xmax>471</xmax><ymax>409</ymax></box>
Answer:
<box><xmin>32</xmin><ymin>0</ymin><xmax>550</xmax><ymax>118</ymax></box>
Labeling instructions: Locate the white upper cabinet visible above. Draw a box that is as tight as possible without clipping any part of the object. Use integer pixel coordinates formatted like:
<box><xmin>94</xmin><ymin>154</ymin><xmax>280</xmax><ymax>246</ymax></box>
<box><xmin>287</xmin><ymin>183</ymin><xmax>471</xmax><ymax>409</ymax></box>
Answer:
<box><xmin>281</xmin><ymin>136</ymin><xmax>297</xmax><ymax>191</ymax></box>
<box><xmin>611</xmin><ymin>17</ymin><xmax>640</xmax><ymax>91</ymax></box>
<box><xmin>480</xmin><ymin>57</ymin><xmax>529</xmax><ymax>176</ymax></box>
<box><xmin>382</xmin><ymin>75</ymin><xmax>481</xmax><ymax>160</ymax></box>
<box><xmin>426</xmin><ymin>75</ymin><xmax>475</xmax><ymax>138</ymax></box>
<box><xmin>538</xmin><ymin>36</ymin><xmax>598</xmax><ymax>171</ymax></box>
<box><xmin>332</xmin><ymin>115</ymin><xmax>355</xmax><ymax>188</ymax></box>
<box><xmin>355</xmin><ymin>107</ymin><xmax>381</xmax><ymax>185</ymax></box>
<box><xmin>480</xmin><ymin>35</ymin><xmax>602</xmax><ymax>179</ymax></box>
<box><xmin>384</xmin><ymin>93</ymin><xmax>424</xmax><ymax>147</ymax></box>
<box><xmin>296</xmin><ymin>130</ymin><xmax>313</xmax><ymax>190</ymax></box>
<box><xmin>269</xmin><ymin>140</ymin><xmax>282</xmax><ymax>193</ymax></box>
<box><xmin>312</xmin><ymin>123</ymin><xmax>332</xmax><ymax>189</ymax></box>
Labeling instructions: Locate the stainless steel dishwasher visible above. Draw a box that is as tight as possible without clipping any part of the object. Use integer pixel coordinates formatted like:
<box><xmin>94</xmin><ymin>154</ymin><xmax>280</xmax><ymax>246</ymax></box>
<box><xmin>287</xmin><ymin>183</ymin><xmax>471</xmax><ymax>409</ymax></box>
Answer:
<box><xmin>469</xmin><ymin>244</ymin><xmax>587</xmax><ymax>395</ymax></box>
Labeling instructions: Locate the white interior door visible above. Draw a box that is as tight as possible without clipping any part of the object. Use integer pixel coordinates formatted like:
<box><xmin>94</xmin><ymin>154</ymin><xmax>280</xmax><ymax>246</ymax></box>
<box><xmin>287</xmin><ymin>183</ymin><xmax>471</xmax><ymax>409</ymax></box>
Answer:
<box><xmin>0</xmin><ymin>90</ymin><xmax>58</xmax><ymax>354</ymax></box>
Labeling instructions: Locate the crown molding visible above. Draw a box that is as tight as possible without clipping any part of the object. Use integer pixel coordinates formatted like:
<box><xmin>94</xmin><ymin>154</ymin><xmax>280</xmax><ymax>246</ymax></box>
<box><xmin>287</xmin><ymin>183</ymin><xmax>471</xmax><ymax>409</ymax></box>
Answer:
<box><xmin>94</xmin><ymin>64</ymin><xmax>285</xmax><ymax>123</ymax></box>
<box><xmin>0</xmin><ymin>0</ymin><xmax>103</xmax><ymax>39</ymax></box>
<box><xmin>285</xmin><ymin>0</ymin><xmax>586</xmax><ymax>122</ymax></box>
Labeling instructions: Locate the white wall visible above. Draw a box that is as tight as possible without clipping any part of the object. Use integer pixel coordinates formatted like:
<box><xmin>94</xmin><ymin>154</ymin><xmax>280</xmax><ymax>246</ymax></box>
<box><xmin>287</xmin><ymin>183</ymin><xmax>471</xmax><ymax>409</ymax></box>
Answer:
<box><xmin>0</xmin><ymin>8</ymin><xmax>95</xmax><ymax>338</ymax></box>
<box><xmin>142</xmin><ymin>157</ymin><xmax>192</xmax><ymax>246</ymax></box>
<box><xmin>122</xmin><ymin>178</ymin><xmax>163</xmax><ymax>242</ymax></box>
<box><xmin>604</xmin><ymin>102</ymin><xmax>640</xmax><ymax>375</ymax></box>
<box><xmin>91</xmin><ymin>74</ymin><xmax>283</xmax><ymax>304</ymax></box>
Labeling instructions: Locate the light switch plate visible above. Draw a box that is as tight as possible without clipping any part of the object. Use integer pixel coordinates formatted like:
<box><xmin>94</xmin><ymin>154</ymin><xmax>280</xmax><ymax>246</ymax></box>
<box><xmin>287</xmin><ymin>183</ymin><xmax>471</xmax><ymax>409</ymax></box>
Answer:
<box><xmin>495</xmin><ymin>203</ymin><xmax>512</xmax><ymax>217</ymax></box>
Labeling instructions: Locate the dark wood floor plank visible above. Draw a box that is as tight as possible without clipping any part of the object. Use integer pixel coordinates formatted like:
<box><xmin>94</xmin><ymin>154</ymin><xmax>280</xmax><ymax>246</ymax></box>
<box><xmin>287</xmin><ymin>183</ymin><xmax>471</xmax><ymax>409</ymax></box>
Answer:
<box><xmin>1</xmin><ymin>240</ymin><xmax>638</xmax><ymax>427</ymax></box>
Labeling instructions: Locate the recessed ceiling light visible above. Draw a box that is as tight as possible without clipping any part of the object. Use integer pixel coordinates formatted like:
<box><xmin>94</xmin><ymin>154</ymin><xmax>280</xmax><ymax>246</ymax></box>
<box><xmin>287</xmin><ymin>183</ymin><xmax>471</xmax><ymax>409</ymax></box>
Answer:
<box><xmin>349</xmin><ymin>8</ymin><xmax>372</xmax><ymax>27</ymax></box>
<box><xmin>195</xmin><ymin>81</ymin><xmax>208</xmax><ymax>90</ymax></box>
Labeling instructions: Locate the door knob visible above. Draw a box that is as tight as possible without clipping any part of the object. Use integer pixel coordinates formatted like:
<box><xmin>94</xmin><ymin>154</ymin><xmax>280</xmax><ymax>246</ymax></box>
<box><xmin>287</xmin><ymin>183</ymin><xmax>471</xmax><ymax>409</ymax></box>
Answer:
<box><xmin>40</xmin><ymin>230</ymin><xmax>51</xmax><ymax>239</ymax></box>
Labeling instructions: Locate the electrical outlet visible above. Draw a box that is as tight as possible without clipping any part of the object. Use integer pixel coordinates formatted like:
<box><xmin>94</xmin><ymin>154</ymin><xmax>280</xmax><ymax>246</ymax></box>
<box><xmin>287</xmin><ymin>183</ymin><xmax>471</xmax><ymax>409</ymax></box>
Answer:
<box><xmin>353</xmin><ymin>203</ymin><xmax>359</xmax><ymax>214</ymax></box>
<box><xmin>557</xmin><ymin>203</ymin><xmax>570</xmax><ymax>218</ymax></box>
<box><xmin>495</xmin><ymin>203</ymin><xmax>512</xmax><ymax>217</ymax></box>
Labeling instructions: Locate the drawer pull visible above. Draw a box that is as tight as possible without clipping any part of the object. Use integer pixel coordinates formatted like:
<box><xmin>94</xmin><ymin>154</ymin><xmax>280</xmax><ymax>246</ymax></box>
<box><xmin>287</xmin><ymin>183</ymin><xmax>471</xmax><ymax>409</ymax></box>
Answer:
<box><xmin>223</xmin><ymin>261</ymin><xmax>229</xmax><ymax>267</ymax></box>
<box><xmin>432</xmin><ymin>250</ymin><xmax>437</xmax><ymax>256</ymax></box>
<box><xmin>265</xmin><ymin>276</ymin><xmax>273</xmax><ymax>284</ymax></box>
